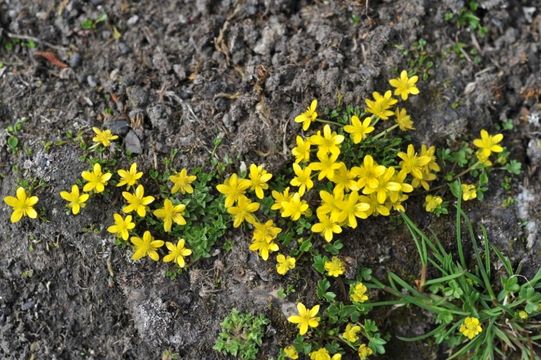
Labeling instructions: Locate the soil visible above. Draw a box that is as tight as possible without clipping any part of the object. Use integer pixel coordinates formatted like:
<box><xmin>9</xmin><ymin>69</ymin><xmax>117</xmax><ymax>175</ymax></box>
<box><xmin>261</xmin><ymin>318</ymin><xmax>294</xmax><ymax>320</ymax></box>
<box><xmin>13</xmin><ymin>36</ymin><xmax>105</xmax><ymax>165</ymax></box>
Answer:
<box><xmin>1</xmin><ymin>0</ymin><xmax>541</xmax><ymax>359</ymax></box>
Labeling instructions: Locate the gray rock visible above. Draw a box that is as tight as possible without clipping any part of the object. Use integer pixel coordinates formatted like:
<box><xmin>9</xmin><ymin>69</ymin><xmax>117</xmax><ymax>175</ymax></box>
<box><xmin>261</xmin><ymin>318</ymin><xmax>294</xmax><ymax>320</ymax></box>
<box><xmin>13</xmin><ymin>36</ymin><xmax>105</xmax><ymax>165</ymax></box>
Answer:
<box><xmin>104</xmin><ymin>119</ymin><xmax>130</xmax><ymax>136</ymax></box>
<box><xmin>124</xmin><ymin>130</ymin><xmax>142</xmax><ymax>154</ymax></box>
<box><xmin>69</xmin><ymin>53</ymin><xmax>81</xmax><ymax>68</ymax></box>
<box><xmin>117</xmin><ymin>42</ymin><xmax>132</xmax><ymax>55</ymax></box>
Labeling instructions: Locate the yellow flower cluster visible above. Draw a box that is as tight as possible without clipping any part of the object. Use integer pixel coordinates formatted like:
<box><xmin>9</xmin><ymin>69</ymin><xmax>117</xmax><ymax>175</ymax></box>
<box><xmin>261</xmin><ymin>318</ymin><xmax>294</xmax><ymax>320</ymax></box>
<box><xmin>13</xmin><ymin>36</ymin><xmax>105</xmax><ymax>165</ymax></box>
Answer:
<box><xmin>217</xmin><ymin>164</ymin><xmax>291</xmax><ymax>267</ymax></box>
<box><xmin>295</xmin><ymin>127</ymin><xmax>438</xmax><ymax>244</ymax></box>
<box><xmin>459</xmin><ymin>316</ymin><xmax>483</xmax><ymax>340</ymax></box>
<box><xmin>108</xmin><ymin>166</ymin><xmax>197</xmax><ymax>268</ymax></box>
<box><xmin>341</xmin><ymin>323</ymin><xmax>374</xmax><ymax>359</ymax></box>
<box><xmin>53</xmin><ymin>147</ymin><xmax>197</xmax><ymax>269</ymax></box>
<box><xmin>217</xmin><ymin>71</ymin><xmax>434</xmax><ymax>277</ymax></box>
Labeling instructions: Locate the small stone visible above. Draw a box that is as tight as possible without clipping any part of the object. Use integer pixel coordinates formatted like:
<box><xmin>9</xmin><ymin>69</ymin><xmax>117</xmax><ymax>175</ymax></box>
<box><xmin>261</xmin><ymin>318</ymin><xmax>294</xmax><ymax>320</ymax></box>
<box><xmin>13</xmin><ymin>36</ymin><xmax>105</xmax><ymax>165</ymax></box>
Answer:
<box><xmin>173</xmin><ymin>64</ymin><xmax>186</xmax><ymax>81</ymax></box>
<box><xmin>127</xmin><ymin>15</ymin><xmax>139</xmax><ymax>26</ymax></box>
<box><xmin>86</xmin><ymin>75</ymin><xmax>97</xmax><ymax>88</ymax></box>
<box><xmin>118</xmin><ymin>41</ymin><xmax>132</xmax><ymax>55</ymax></box>
<box><xmin>104</xmin><ymin>119</ymin><xmax>130</xmax><ymax>136</ymax></box>
<box><xmin>69</xmin><ymin>53</ymin><xmax>81</xmax><ymax>68</ymax></box>
<box><xmin>124</xmin><ymin>130</ymin><xmax>142</xmax><ymax>154</ymax></box>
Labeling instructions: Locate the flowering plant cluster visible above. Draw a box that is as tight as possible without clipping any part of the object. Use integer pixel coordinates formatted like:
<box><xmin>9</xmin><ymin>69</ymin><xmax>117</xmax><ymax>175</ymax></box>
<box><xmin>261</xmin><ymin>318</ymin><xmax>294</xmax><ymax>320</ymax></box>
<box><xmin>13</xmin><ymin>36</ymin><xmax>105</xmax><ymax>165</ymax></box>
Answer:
<box><xmin>1</xmin><ymin>69</ymin><xmax>525</xmax><ymax>360</ymax></box>
<box><xmin>104</xmin><ymin>162</ymin><xmax>197</xmax><ymax>268</ymax></box>
<box><xmin>362</xmin><ymin>188</ymin><xmax>541</xmax><ymax>359</ymax></box>
<box><xmin>217</xmin><ymin>71</ymin><xmax>435</xmax><ymax>279</ymax></box>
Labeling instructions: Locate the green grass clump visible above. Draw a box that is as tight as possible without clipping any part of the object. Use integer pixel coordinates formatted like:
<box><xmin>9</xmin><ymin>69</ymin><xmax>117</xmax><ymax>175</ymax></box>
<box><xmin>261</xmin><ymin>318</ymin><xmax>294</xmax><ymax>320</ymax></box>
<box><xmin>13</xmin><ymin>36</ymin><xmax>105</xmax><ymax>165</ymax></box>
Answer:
<box><xmin>214</xmin><ymin>309</ymin><xmax>269</xmax><ymax>360</ymax></box>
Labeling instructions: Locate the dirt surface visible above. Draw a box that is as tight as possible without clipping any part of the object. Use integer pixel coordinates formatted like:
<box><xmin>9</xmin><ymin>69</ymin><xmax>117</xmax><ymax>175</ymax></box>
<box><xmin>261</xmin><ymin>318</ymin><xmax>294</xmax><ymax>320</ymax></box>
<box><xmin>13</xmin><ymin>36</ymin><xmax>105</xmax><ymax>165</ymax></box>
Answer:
<box><xmin>1</xmin><ymin>0</ymin><xmax>541</xmax><ymax>359</ymax></box>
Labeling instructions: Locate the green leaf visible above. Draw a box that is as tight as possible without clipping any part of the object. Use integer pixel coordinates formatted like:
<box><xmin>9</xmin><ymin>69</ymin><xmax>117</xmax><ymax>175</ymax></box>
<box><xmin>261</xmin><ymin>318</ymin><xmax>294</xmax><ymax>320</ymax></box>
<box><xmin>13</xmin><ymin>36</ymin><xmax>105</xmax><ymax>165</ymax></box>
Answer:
<box><xmin>504</xmin><ymin>160</ymin><xmax>522</xmax><ymax>175</ymax></box>
<box><xmin>299</xmin><ymin>239</ymin><xmax>312</xmax><ymax>253</ymax></box>
<box><xmin>7</xmin><ymin>136</ymin><xmax>18</xmax><ymax>151</ymax></box>
<box><xmin>81</xmin><ymin>19</ymin><xmax>94</xmax><ymax>30</ymax></box>
<box><xmin>323</xmin><ymin>240</ymin><xmax>343</xmax><ymax>255</ymax></box>
<box><xmin>312</xmin><ymin>254</ymin><xmax>327</xmax><ymax>274</ymax></box>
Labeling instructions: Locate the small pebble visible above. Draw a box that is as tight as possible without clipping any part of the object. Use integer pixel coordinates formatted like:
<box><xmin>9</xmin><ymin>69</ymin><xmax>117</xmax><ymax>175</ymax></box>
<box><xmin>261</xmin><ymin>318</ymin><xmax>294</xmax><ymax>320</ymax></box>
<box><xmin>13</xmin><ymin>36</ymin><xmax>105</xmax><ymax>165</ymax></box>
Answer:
<box><xmin>86</xmin><ymin>75</ymin><xmax>97</xmax><ymax>88</ymax></box>
<box><xmin>69</xmin><ymin>53</ymin><xmax>81</xmax><ymax>68</ymax></box>
<box><xmin>124</xmin><ymin>130</ymin><xmax>142</xmax><ymax>154</ymax></box>
<box><xmin>127</xmin><ymin>15</ymin><xmax>139</xmax><ymax>26</ymax></box>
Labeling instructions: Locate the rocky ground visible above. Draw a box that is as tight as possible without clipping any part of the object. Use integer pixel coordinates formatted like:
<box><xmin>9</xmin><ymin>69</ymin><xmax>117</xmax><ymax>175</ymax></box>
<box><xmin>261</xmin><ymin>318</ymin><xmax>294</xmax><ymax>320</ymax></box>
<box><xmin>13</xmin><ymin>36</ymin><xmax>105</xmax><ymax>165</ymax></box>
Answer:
<box><xmin>1</xmin><ymin>0</ymin><xmax>540</xmax><ymax>359</ymax></box>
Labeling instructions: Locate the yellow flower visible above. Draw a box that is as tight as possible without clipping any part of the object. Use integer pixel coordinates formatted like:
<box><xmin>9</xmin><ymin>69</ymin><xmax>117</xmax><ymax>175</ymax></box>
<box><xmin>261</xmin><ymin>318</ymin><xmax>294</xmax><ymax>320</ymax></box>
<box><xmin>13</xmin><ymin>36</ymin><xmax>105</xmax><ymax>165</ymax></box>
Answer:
<box><xmin>362</xmin><ymin>166</ymin><xmax>401</xmax><ymax>204</ymax></box>
<box><xmin>317</xmin><ymin>188</ymin><xmax>344</xmax><ymax>220</ymax></box>
<box><xmin>358</xmin><ymin>344</ymin><xmax>373</xmax><ymax>360</ymax></box>
<box><xmin>163</xmin><ymin>239</ymin><xmax>192</xmax><ymax>268</ymax></box>
<box><xmin>122</xmin><ymin>184</ymin><xmax>155</xmax><ymax>217</ymax></box>
<box><xmin>59</xmin><ymin>185</ymin><xmax>89</xmax><ymax>215</ymax></box>
<box><xmin>309</xmin><ymin>348</ymin><xmax>341</xmax><ymax>360</ymax></box>
<box><xmin>343</xmin><ymin>323</ymin><xmax>361</xmax><ymax>343</ymax></box>
<box><xmin>365</xmin><ymin>193</ymin><xmax>391</xmax><ymax>216</ymax></box>
<box><xmin>350</xmin><ymin>282</ymin><xmax>369</xmax><ymax>303</ymax></box>
<box><xmin>276</xmin><ymin>254</ymin><xmax>296</xmax><ymax>275</ymax></box>
<box><xmin>331</xmin><ymin>163</ymin><xmax>359</xmax><ymax>193</ymax></box>
<box><xmin>459</xmin><ymin>317</ymin><xmax>483</xmax><ymax>340</ymax></box>
<box><xmin>388</xmin><ymin>171</ymin><xmax>414</xmax><ymax>206</ymax></box>
<box><xmin>284</xmin><ymin>345</ymin><xmax>299</xmax><ymax>359</ymax></box>
<box><xmin>389</xmin><ymin>70</ymin><xmax>420</xmax><ymax>100</ymax></box>
<box><xmin>311</xmin><ymin>212</ymin><xmax>342</xmax><ymax>242</ymax></box>
<box><xmin>107</xmin><ymin>213</ymin><xmax>135</xmax><ymax>240</ymax></box>
<box><xmin>310</xmin><ymin>124</ymin><xmax>344</xmax><ymax>158</ymax></box>
<box><xmin>335</xmin><ymin>191</ymin><xmax>370</xmax><ymax>229</ymax></box>
<box><xmin>461</xmin><ymin>184</ymin><xmax>477</xmax><ymax>201</ymax></box>
<box><xmin>227</xmin><ymin>195</ymin><xmax>259</xmax><ymax>227</ymax></box>
<box><xmin>216</xmin><ymin>173</ymin><xmax>251</xmax><ymax>208</ymax></box>
<box><xmin>395</xmin><ymin>107</ymin><xmax>414</xmax><ymax>131</ymax></box>
<box><xmin>82</xmin><ymin>163</ymin><xmax>112</xmax><ymax>193</ymax></box>
<box><xmin>344</xmin><ymin>115</ymin><xmax>374</xmax><ymax>144</ymax></box>
<box><xmin>475</xmin><ymin>150</ymin><xmax>492</xmax><ymax>167</ymax></box>
<box><xmin>117</xmin><ymin>163</ymin><xmax>143</xmax><ymax>188</ymax></box>
<box><xmin>271</xmin><ymin>187</ymin><xmax>292</xmax><ymax>214</ymax></box>
<box><xmin>473</xmin><ymin>129</ymin><xmax>504</xmax><ymax>158</ymax></box>
<box><xmin>518</xmin><ymin>310</ymin><xmax>528</xmax><ymax>320</ymax></box>
<box><xmin>92</xmin><ymin>127</ymin><xmax>118</xmax><ymax>147</ymax></box>
<box><xmin>281</xmin><ymin>192</ymin><xmax>309</xmax><ymax>221</ymax></box>
<box><xmin>130</xmin><ymin>231</ymin><xmax>164</xmax><ymax>261</ymax></box>
<box><xmin>288</xmin><ymin>303</ymin><xmax>320</xmax><ymax>335</ymax></box>
<box><xmin>324</xmin><ymin>256</ymin><xmax>345</xmax><ymax>277</ymax></box>
<box><xmin>365</xmin><ymin>90</ymin><xmax>397</xmax><ymax>120</ymax></box>
<box><xmin>294</xmin><ymin>99</ymin><xmax>318</xmax><ymax>131</ymax></box>
<box><xmin>420</xmin><ymin>144</ymin><xmax>441</xmax><ymax>173</ymax></box>
<box><xmin>248</xmin><ymin>164</ymin><xmax>272</xmax><ymax>199</ymax></box>
<box><xmin>425</xmin><ymin>195</ymin><xmax>443</xmax><ymax>213</ymax></box>
<box><xmin>292</xmin><ymin>135</ymin><xmax>312</xmax><ymax>163</ymax></box>
<box><xmin>153</xmin><ymin>199</ymin><xmax>186</xmax><ymax>232</ymax></box>
<box><xmin>3</xmin><ymin>187</ymin><xmax>38</xmax><ymax>223</ymax></box>
<box><xmin>170</xmin><ymin>168</ymin><xmax>197</xmax><ymax>194</ymax></box>
<box><xmin>290</xmin><ymin>163</ymin><xmax>314</xmax><ymax>196</ymax></box>
<box><xmin>309</xmin><ymin>152</ymin><xmax>341</xmax><ymax>181</ymax></box>
<box><xmin>249</xmin><ymin>237</ymin><xmax>279</xmax><ymax>260</ymax></box>
<box><xmin>398</xmin><ymin>144</ymin><xmax>431</xmax><ymax>180</ymax></box>
<box><xmin>253</xmin><ymin>219</ymin><xmax>282</xmax><ymax>242</ymax></box>
<box><xmin>351</xmin><ymin>155</ymin><xmax>385</xmax><ymax>190</ymax></box>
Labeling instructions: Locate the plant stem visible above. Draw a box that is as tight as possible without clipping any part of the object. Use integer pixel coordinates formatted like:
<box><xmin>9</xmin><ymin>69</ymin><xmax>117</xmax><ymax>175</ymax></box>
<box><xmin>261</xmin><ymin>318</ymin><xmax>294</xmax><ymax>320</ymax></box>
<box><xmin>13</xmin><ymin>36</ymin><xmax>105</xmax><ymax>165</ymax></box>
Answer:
<box><xmin>371</xmin><ymin>123</ymin><xmax>398</xmax><ymax>141</ymax></box>
<box><xmin>315</xmin><ymin>118</ymin><xmax>342</xmax><ymax>126</ymax></box>
<box><xmin>453</xmin><ymin>161</ymin><xmax>482</xmax><ymax>180</ymax></box>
